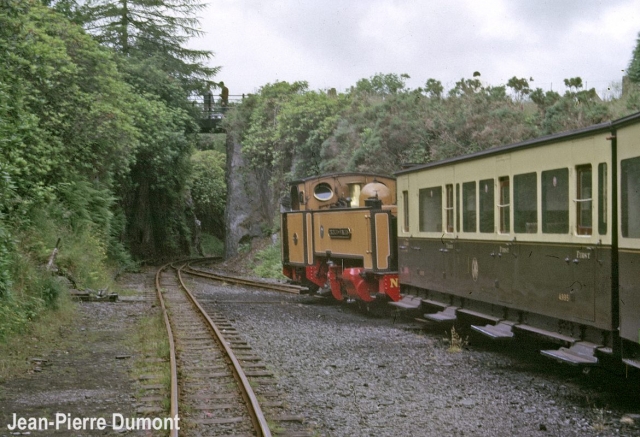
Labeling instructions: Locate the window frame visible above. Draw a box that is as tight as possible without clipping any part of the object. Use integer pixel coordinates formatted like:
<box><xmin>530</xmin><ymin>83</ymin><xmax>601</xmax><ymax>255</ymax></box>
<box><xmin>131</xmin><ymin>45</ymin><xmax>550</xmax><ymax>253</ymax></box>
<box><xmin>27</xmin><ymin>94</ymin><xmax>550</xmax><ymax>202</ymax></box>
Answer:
<box><xmin>462</xmin><ymin>181</ymin><xmax>477</xmax><ymax>233</ymax></box>
<box><xmin>575</xmin><ymin>164</ymin><xmax>593</xmax><ymax>236</ymax></box>
<box><xmin>513</xmin><ymin>172</ymin><xmax>538</xmax><ymax>234</ymax></box>
<box><xmin>445</xmin><ymin>184</ymin><xmax>454</xmax><ymax>233</ymax></box>
<box><xmin>402</xmin><ymin>190</ymin><xmax>409</xmax><ymax>232</ymax></box>
<box><xmin>541</xmin><ymin>168</ymin><xmax>569</xmax><ymax>234</ymax></box>
<box><xmin>498</xmin><ymin>176</ymin><xmax>510</xmax><ymax>234</ymax></box>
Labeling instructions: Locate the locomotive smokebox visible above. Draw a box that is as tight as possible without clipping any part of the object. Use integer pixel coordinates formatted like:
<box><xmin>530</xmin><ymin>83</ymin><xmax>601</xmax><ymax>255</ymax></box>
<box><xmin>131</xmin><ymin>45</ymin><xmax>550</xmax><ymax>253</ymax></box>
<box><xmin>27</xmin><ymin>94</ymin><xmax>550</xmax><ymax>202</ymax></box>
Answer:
<box><xmin>359</xmin><ymin>180</ymin><xmax>392</xmax><ymax>206</ymax></box>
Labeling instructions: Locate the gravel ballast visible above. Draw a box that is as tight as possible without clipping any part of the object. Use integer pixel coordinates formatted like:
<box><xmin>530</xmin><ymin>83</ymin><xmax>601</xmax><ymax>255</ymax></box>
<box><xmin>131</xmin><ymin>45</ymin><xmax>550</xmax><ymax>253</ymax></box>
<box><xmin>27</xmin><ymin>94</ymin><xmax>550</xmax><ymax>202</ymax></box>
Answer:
<box><xmin>192</xmin><ymin>277</ymin><xmax>640</xmax><ymax>437</ymax></box>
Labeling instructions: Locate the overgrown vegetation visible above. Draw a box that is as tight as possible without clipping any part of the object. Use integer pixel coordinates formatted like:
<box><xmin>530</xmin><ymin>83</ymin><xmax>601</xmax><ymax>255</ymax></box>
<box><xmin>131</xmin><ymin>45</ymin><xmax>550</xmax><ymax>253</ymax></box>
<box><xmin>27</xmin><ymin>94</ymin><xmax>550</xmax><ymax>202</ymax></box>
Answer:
<box><xmin>0</xmin><ymin>0</ymin><xmax>218</xmax><ymax>343</ymax></box>
<box><xmin>252</xmin><ymin>243</ymin><xmax>287</xmax><ymax>280</ymax></box>
<box><xmin>129</xmin><ymin>312</ymin><xmax>171</xmax><ymax>412</ymax></box>
<box><xmin>0</xmin><ymin>291</ymin><xmax>75</xmax><ymax>381</ymax></box>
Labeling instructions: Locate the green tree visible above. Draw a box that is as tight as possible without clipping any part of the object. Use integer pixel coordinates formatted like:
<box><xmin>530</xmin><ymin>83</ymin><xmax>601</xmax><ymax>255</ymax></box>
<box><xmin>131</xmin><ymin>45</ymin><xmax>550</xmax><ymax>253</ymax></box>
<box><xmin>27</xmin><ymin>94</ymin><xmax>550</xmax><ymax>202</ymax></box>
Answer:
<box><xmin>448</xmin><ymin>78</ymin><xmax>483</xmax><ymax>97</ymax></box>
<box><xmin>351</xmin><ymin>73</ymin><xmax>410</xmax><ymax>95</ymax></box>
<box><xmin>424</xmin><ymin>78</ymin><xmax>444</xmax><ymax>99</ymax></box>
<box><xmin>277</xmin><ymin>91</ymin><xmax>345</xmax><ymax>179</ymax></box>
<box><xmin>0</xmin><ymin>0</ymin><xmax>137</xmax><ymax>217</ymax></box>
<box><xmin>563</xmin><ymin>77</ymin><xmax>583</xmax><ymax>92</ymax></box>
<box><xmin>189</xmin><ymin>150</ymin><xmax>226</xmax><ymax>238</ymax></box>
<box><xmin>242</xmin><ymin>81</ymin><xmax>309</xmax><ymax>172</ymax></box>
<box><xmin>0</xmin><ymin>0</ymin><xmax>148</xmax><ymax>338</ymax></box>
<box><xmin>78</xmin><ymin>0</ymin><xmax>218</xmax><ymax>93</ymax></box>
<box><xmin>507</xmin><ymin>76</ymin><xmax>530</xmax><ymax>101</ymax></box>
<box><xmin>629</xmin><ymin>32</ymin><xmax>640</xmax><ymax>83</ymax></box>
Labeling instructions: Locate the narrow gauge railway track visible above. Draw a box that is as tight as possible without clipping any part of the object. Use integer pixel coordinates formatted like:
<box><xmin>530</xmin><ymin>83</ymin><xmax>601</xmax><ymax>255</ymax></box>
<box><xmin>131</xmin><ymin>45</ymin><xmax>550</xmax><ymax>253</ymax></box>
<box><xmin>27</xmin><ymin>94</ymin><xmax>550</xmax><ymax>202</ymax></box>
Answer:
<box><xmin>155</xmin><ymin>262</ymin><xmax>271</xmax><ymax>437</ymax></box>
<box><xmin>183</xmin><ymin>263</ymin><xmax>308</xmax><ymax>295</ymax></box>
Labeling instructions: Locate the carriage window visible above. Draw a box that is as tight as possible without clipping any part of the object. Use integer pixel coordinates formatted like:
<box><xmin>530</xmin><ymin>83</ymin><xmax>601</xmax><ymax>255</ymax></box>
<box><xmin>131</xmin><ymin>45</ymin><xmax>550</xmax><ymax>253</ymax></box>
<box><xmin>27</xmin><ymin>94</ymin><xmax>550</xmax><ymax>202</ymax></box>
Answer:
<box><xmin>462</xmin><ymin>182</ymin><xmax>477</xmax><ymax>232</ymax></box>
<box><xmin>514</xmin><ymin>172</ymin><xmax>537</xmax><ymax>233</ymax></box>
<box><xmin>598</xmin><ymin>163</ymin><xmax>607</xmax><ymax>235</ymax></box>
<box><xmin>419</xmin><ymin>186</ymin><xmax>442</xmax><ymax>232</ymax></box>
<box><xmin>445</xmin><ymin>184</ymin><xmax>454</xmax><ymax>233</ymax></box>
<box><xmin>498</xmin><ymin>177</ymin><xmax>510</xmax><ymax>233</ymax></box>
<box><xmin>576</xmin><ymin>165</ymin><xmax>592</xmax><ymax>235</ymax></box>
<box><xmin>479</xmin><ymin>179</ymin><xmax>494</xmax><ymax>233</ymax></box>
<box><xmin>542</xmin><ymin>168</ymin><xmax>568</xmax><ymax>234</ymax></box>
<box><xmin>402</xmin><ymin>190</ymin><xmax>409</xmax><ymax>232</ymax></box>
<box><xmin>456</xmin><ymin>184</ymin><xmax>460</xmax><ymax>233</ymax></box>
<box><xmin>621</xmin><ymin>157</ymin><xmax>640</xmax><ymax>238</ymax></box>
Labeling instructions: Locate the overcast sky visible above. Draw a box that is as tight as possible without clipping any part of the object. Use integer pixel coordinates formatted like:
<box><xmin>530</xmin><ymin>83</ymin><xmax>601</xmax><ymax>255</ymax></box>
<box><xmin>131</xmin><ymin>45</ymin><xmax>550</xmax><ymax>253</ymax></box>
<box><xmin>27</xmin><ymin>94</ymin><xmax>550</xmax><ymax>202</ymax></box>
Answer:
<box><xmin>189</xmin><ymin>0</ymin><xmax>640</xmax><ymax>98</ymax></box>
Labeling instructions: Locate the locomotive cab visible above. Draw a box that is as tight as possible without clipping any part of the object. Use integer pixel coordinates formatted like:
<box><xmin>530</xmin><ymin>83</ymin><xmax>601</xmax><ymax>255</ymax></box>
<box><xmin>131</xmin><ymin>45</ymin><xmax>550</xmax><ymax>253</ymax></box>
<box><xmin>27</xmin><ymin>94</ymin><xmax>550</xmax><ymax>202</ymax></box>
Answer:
<box><xmin>281</xmin><ymin>173</ymin><xmax>399</xmax><ymax>303</ymax></box>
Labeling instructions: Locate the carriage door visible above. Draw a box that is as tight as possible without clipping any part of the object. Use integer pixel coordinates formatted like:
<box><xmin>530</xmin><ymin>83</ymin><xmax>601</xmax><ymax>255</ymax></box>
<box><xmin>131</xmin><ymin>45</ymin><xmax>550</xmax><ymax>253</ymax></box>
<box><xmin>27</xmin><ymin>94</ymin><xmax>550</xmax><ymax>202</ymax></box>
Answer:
<box><xmin>441</xmin><ymin>184</ymin><xmax>457</xmax><ymax>285</ymax></box>
<box><xmin>495</xmin><ymin>173</ymin><xmax>514</xmax><ymax>303</ymax></box>
<box><xmin>571</xmin><ymin>164</ymin><xmax>596</xmax><ymax>322</ymax></box>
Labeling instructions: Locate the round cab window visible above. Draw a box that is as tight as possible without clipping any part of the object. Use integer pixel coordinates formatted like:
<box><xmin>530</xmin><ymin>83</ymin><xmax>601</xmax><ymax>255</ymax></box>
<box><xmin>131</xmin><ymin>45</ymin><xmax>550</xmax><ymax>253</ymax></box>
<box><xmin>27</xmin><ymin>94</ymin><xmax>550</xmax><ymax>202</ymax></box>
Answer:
<box><xmin>313</xmin><ymin>183</ymin><xmax>334</xmax><ymax>201</ymax></box>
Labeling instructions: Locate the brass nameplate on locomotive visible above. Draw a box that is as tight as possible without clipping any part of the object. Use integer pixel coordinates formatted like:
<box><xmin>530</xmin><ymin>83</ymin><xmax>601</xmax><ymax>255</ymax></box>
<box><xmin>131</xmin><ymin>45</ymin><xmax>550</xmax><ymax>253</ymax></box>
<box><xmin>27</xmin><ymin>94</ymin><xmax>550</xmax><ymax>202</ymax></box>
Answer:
<box><xmin>328</xmin><ymin>228</ymin><xmax>352</xmax><ymax>239</ymax></box>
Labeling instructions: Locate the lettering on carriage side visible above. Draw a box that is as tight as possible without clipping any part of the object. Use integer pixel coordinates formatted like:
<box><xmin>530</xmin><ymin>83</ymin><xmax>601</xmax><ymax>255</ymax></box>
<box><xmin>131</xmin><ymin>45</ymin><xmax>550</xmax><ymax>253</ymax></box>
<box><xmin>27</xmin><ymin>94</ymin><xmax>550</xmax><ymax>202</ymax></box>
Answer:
<box><xmin>499</xmin><ymin>246</ymin><xmax>510</xmax><ymax>254</ymax></box>
<box><xmin>576</xmin><ymin>251</ymin><xmax>591</xmax><ymax>260</ymax></box>
<box><xmin>471</xmin><ymin>257</ymin><xmax>479</xmax><ymax>282</ymax></box>
<box><xmin>445</xmin><ymin>243</ymin><xmax>454</xmax><ymax>250</ymax></box>
<box><xmin>558</xmin><ymin>292</ymin><xmax>575</xmax><ymax>302</ymax></box>
<box><xmin>328</xmin><ymin>228</ymin><xmax>352</xmax><ymax>239</ymax></box>
<box><xmin>390</xmin><ymin>277</ymin><xmax>399</xmax><ymax>289</ymax></box>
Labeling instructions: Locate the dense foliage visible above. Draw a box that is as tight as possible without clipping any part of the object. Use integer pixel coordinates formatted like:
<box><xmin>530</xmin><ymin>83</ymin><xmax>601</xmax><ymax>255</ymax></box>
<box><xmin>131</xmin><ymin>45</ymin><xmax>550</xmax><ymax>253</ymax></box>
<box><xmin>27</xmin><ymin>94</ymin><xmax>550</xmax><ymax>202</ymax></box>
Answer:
<box><xmin>629</xmin><ymin>32</ymin><xmax>640</xmax><ymax>84</ymax></box>
<box><xmin>226</xmin><ymin>70</ymin><xmax>636</xmax><ymax>272</ymax></box>
<box><xmin>229</xmin><ymin>72</ymin><xmax>640</xmax><ymax>214</ymax></box>
<box><xmin>189</xmin><ymin>150</ymin><xmax>226</xmax><ymax>239</ymax></box>
<box><xmin>0</xmin><ymin>0</ymin><xmax>218</xmax><ymax>340</ymax></box>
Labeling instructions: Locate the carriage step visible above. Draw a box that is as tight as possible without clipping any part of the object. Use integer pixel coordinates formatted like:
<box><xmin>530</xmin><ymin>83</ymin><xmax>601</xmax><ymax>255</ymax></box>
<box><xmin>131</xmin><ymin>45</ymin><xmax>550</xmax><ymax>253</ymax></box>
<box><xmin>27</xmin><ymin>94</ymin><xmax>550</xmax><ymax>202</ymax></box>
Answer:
<box><xmin>457</xmin><ymin>308</ymin><xmax>501</xmax><ymax>324</ymax></box>
<box><xmin>471</xmin><ymin>321</ymin><xmax>516</xmax><ymax>339</ymax></box>
<box><xmin>388</xmin><ymin>295</ymin><xmax>422</xmax><ymax>310</ymax></box>
<box><xmin>513</xmin><ymin>324</ymin><xmax>577</xmax><ymax>344</ymax></box>
<box><xmin>623</xmin><ymin>358</ymin><xmax>640</xmax><ymax>370</ymax></box>
<box><xmin>423</xmin><ymin>306</ymin><xmax>458</xmax><ymax>322</ymax></box>
<box><xmin>540</xmin><ymin>341</ymin><xmax>600</xmax><ymax>366</ymax></box>
<box><xmin>421</xmin><ymin>299</ymin><xmax>448</xmax><ymax>310</ymax></box>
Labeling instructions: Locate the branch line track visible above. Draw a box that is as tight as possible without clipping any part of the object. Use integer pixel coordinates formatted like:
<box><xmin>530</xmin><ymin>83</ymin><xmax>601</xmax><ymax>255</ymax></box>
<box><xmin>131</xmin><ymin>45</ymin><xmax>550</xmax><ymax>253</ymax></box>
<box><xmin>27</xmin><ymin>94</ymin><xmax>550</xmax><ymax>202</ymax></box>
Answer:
<box><xmin>155</xmin><ymin>261</ymin><xmax>271</xmax><ymax>436</ymax></box>
<box><xmin>182</xmin><ymin>264</ymin><xmax>308</xmax><ymax>295</ymax></box>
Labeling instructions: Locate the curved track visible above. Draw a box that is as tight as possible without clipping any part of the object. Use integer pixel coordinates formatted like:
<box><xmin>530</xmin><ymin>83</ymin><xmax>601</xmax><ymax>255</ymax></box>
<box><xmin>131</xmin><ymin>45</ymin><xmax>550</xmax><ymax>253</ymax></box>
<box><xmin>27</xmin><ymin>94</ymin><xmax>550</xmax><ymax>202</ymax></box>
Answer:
<box><xmin>155</xmin><ymin>261</ymin><xmax>271</xmax><ymax>436</ymax></box>
<box><xmin>183</xmin><ymin>263</ymin><xmax>308</xmax><ymax>294</ymax></box>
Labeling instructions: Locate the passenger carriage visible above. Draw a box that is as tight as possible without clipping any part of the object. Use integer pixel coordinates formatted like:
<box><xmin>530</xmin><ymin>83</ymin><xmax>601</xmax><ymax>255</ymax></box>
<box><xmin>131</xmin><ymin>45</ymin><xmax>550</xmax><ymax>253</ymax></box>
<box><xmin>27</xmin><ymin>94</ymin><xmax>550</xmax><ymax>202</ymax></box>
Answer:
<box><xmin>394</xmin><ymin>113</ymin><xmax>640</xmax><ymax>368</ymax></box>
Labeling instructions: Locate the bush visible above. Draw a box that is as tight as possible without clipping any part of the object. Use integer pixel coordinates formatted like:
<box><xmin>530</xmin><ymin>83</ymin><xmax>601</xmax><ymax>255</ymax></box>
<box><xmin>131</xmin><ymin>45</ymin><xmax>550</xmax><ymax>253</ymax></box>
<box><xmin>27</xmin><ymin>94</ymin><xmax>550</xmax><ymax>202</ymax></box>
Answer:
<box><xmin>199</xmin><ymin>233</ymin><xmax>224</xmax><ymax>257</ymax></box>
<box><xmin>252</xmin><ymin>243</ymin><xmax>286</xmax><ymax>280</ymax></box>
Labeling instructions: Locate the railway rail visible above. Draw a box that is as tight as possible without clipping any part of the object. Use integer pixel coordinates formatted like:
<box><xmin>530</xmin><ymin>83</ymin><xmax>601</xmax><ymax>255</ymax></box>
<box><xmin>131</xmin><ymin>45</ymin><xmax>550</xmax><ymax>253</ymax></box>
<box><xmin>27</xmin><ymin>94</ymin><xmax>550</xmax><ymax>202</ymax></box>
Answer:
<box><xmin>155</xmin><ymin>261</ymin><xmax>271</xmax><ymax>436</ymax></box>
<box><xmin>183</xmin><ymin>262</ymin><xmax>308</xmax><ymax>294</ymax></box>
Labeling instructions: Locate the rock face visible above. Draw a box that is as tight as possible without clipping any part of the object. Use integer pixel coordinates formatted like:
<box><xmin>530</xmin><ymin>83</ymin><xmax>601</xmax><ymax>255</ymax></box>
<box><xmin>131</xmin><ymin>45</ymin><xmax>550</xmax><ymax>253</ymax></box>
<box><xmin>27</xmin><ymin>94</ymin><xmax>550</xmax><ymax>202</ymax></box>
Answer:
<box><xmin>224</xmin><ymin>133</ymin><xmax>275</xmax><ymax>258</ymax></box>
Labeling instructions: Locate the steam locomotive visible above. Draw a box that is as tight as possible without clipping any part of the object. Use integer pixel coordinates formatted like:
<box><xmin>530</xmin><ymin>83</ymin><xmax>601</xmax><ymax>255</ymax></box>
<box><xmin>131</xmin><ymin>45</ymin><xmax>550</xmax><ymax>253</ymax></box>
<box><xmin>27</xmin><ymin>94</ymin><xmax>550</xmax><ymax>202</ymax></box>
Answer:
<box><xmin>280</xmin><ymin>173</ymin><xmax>400</xmax><ymax>303</ymax></box>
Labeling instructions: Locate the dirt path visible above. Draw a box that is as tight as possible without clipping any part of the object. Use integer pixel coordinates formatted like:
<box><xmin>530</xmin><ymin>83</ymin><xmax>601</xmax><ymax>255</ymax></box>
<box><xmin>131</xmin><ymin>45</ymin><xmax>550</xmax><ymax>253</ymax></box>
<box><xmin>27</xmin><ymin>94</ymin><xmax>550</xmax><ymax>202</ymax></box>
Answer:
<box><xmin>0</xmin><ymin>269</ymin><xmax>167</xmax><ymax>437</ymax></box>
